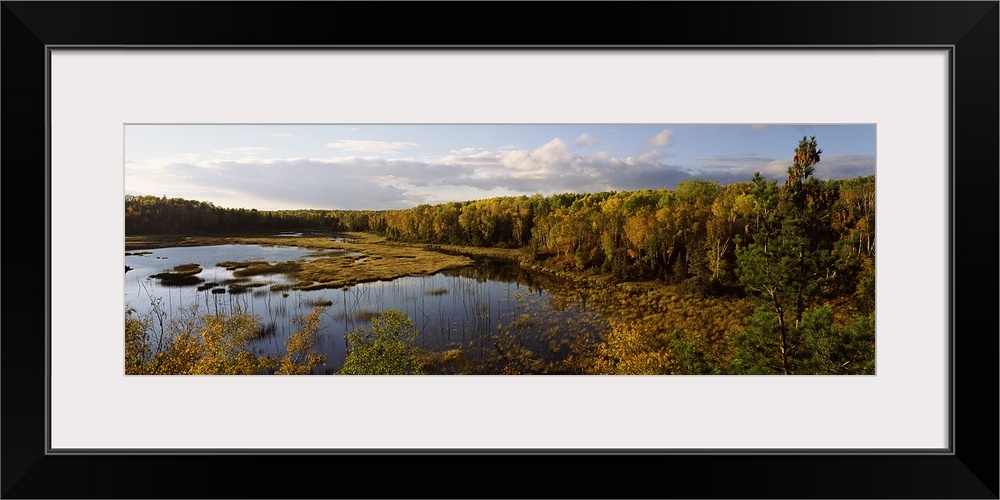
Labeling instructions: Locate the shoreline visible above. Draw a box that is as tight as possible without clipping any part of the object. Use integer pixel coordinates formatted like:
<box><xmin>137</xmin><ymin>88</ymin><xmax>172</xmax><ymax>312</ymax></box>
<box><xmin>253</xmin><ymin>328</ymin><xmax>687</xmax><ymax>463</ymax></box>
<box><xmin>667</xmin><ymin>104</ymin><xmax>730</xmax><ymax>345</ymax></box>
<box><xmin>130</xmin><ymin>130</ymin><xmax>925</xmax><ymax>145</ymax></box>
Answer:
<box><xmin>126</xmin><ymin>231</ymin><xmax>474</xmax><ymax>291</ymax></box>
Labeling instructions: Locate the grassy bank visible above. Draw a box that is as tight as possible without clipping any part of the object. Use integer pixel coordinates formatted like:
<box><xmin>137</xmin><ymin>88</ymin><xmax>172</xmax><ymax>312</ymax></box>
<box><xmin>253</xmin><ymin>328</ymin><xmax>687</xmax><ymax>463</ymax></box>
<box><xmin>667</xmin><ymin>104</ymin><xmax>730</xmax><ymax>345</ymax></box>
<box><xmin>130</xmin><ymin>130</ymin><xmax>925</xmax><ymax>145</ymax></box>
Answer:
<box><xmin>127</xmin><ymin>231</ymin><xmax>473</xmax><ymax>291</ymax></box>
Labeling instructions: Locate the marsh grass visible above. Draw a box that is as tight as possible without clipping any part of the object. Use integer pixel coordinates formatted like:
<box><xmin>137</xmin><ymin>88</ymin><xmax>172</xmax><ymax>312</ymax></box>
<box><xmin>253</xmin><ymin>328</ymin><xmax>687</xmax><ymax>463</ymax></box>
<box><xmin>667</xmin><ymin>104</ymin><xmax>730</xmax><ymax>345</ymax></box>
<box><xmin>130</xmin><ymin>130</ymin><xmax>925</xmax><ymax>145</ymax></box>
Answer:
<box><xmin>415</xmin><ymin>348</ymin><xmax>470</xmax><ymax>374</ymax></box>
<box><xmin>303</xmin><ymin>298</ymin><xmax>334</xmax><ymax>307</ymax></box>
<box><xmin>420</xmin><ymin>244</ymin><xmax>524</xmax><ymax>262</ymax></box>
<box><xmin>232</xmin><ymin>261</ymin><xmax>303</xmax><ymax>277</ymax></box>
<box><xmin>227</xmin><ymin>282</ymin><xmax>267</xmax><ymax>294</ymax></box>
<box><xmin>128</xmin><ymin>232</ymin><xmax>474</xmax><ymax>291</ymax></box>
<box><xmin>168</xmin><ymin>263</ymin><xmax>201</xmax><ymax>275</ymax></box>
<box><xmin>295</xmin><ymin>246</ymin><xmax>470</xmax><ymax>290</ymax></box>
<box><xmin>216</xmin><ymin>261</ymin><xmax>251</xmax><ymax>271</ymax></box>
<box><xmin>581</xmin><ymin>283</ymin><xmax>754</xmax><ymax>373</ymax></box>
<box><xmin>334</xmin><ymin>308</ymin><xmax>379</xmax><ymax>323</ymax></box>
<box><xmin>127</xmin><ymin>231</ymin><xmax>763</xmax><ymax>374</ymax></box>
<box><xmin>150</xmin><ymin>263</ymin><xmax>204</xmax><ymax>286</ymax></box>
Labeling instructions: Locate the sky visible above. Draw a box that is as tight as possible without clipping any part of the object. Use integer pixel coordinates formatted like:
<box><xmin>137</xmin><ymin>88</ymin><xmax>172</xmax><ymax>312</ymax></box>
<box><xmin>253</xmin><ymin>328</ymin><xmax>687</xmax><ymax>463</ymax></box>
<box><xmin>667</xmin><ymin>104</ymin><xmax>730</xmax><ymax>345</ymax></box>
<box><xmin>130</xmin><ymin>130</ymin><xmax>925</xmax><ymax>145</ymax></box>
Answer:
<box><xmin>125</xmin><ymin>124</ymin><xmax>875</xmax><ymax>211</ymax></box>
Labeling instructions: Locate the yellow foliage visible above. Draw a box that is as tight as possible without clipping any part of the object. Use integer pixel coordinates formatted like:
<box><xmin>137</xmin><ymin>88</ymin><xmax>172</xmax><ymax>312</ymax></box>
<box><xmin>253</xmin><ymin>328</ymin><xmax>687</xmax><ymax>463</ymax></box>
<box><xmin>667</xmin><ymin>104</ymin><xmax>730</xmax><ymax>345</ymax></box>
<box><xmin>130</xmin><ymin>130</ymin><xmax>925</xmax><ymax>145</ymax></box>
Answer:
<box><xmin>125</xmin><ymin>305</ymin><xmax>340</xmax><ymax>375</ymax></box>
<box><xmin>186</xmin><ymin>309</ymin><xmax>274</xmax><ymax>375</ymax></box>
<box><xmin>125</xmin><ymin>312</ymin><xmax>155</xmax><ymax>374</ymax></box>
<box><xmin>275</xmin><ymin>307</ymin><xmax>328</xmax><ymax>375</ymax></box>
<box><xmin>594</xmin><ymin>320</ymin><xmax>669</xmax><ymax>375</ymax></box>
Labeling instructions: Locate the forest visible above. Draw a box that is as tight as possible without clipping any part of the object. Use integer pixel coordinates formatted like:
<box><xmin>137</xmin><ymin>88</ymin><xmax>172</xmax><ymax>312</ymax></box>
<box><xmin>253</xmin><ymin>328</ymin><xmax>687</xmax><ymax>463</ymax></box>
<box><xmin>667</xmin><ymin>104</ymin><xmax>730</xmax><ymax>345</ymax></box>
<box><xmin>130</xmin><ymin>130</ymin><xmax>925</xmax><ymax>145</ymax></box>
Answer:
<box><xmin>125</xmin><ymin>137</ymin><xmax>875</xmax><ymax>375</ymax></box>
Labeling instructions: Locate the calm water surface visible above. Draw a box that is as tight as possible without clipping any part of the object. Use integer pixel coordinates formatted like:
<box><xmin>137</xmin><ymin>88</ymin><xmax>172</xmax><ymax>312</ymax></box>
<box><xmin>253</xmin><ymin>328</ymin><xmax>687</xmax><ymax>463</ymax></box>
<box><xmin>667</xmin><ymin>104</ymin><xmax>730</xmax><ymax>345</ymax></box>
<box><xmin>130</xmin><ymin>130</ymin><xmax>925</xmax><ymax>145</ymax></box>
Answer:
<box><xmin>125</xmin><ymin>243</ymin><xmax>603</xmax><ymax>373</ymax></box>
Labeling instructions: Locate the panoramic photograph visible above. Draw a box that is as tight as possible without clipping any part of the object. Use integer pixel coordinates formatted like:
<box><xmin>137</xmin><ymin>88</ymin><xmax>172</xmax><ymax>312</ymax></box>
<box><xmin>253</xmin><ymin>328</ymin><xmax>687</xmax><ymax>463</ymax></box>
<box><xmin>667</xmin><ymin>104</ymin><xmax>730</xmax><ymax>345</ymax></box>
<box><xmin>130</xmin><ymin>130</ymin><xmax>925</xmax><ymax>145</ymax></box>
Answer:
<box><xmin>124</xmin><ymin>124</ymin><xmax>875</xmax><ymax>375</ymax></box>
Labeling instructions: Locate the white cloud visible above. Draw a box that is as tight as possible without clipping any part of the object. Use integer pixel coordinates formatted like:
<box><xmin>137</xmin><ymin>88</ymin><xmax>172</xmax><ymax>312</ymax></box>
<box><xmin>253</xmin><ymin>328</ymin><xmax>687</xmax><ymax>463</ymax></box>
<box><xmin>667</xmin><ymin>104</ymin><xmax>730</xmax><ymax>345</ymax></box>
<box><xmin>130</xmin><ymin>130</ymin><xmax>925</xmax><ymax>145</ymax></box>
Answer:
<box><xmin>575</xmin><ymin>133</ymin><xmax>598</xmax><ymax>148</ymax></box>
<box><xmin>637</xmin><ymin>150</ymin><xmax>665</xmax><ymax>163</ymax></box>
<box><xmin>680</xmin><ymin>153</ymin><xmax>875</xmax><ymax>185</ymax></box>
<box><xmin>212</xmin><ymin>147</ymin><xmax>268</xmax><ymax>155</ymax></box>
<box><xmin>499</xmin><ymin>138</ymin><xmax>573</xmax><ymax>173</ymax></box>
<box><xmin>531</xmin><ymin>138</ymin><xmax>573</xmax><ymax>164</ymax></box>
<box><xmin>126</xmin><ymin>133</ymin><xmax>874</xmax><ymax>210</ymax></box>
<box><xmin>426</xmin><ymin>139</ymin><xmax>690</xmax><ymax>194</ymax></box>
<box><xmin>643</xmin><ymin>129</ymin><xmax>674</xmax><ymax>149</ymax></box>
<box><xmin>326</xmin><ymin>140</ymin><xmax>420</xmax><ymax>154</ymax></box>
<box><xmin>811</xmin><ymin>154</ymin><xmax>876</xmax><ymax>179</ymax></box>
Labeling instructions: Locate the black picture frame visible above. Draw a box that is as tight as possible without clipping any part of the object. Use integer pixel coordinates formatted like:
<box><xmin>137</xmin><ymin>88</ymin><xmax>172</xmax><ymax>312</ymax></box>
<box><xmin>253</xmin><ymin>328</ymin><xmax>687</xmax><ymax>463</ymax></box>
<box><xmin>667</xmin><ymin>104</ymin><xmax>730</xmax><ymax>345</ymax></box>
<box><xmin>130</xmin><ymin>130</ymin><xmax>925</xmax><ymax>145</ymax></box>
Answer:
<box><xmin>3</xmin><ymin>2</ymin><xmax>997</xmax><ymax>498</ymax></box>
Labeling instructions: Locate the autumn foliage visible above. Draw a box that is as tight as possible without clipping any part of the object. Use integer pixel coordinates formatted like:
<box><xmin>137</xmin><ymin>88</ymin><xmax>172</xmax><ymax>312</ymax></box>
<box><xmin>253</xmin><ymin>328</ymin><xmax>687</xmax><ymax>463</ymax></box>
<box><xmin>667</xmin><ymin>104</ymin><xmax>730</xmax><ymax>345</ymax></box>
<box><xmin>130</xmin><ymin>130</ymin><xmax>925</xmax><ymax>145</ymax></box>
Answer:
<box><xmin>125</xmin><ymin>304</ymin><xmax>327</xmax><ymax>375</ymax></box>
<box><xmin>126</xmin><ymin>137</ymin><xmax>875</xmax><ymax>375</ymax></box>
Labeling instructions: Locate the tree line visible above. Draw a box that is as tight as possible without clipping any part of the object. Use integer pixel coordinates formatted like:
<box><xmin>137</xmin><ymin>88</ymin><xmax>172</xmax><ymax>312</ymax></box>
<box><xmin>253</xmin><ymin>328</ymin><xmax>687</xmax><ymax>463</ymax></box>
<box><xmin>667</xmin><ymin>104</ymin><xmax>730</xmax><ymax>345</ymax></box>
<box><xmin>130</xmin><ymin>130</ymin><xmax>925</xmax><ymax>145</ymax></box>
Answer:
<box><xmin>125</xmin><ymin>195</ymin><xmax>336</xmax><ymax>234</ymax></box>
<box><xmin>127</xmin><ymin>139</ymin><xmax>874</xmax><ymax>314</ymax></box>
<box><xmin>126</xmin><ymin>137</ymin><xmax>875</xmax><ymax>374</ymax></box>
<box><xmin>342</xmin><ymin>158</ymin><xmax>873</xmax><ymax>313</ymax></box>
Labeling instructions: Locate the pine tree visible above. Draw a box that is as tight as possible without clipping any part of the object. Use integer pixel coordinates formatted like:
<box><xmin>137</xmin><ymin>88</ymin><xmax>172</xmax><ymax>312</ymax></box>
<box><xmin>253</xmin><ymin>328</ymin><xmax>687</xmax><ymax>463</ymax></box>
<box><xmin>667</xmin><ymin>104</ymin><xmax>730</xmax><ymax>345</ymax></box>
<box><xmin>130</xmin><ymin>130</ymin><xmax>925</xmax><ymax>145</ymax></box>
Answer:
<box><xmin>733</xmin><ymin>136</ymin><xmax>832</xmax><ymax>374</ymax></box>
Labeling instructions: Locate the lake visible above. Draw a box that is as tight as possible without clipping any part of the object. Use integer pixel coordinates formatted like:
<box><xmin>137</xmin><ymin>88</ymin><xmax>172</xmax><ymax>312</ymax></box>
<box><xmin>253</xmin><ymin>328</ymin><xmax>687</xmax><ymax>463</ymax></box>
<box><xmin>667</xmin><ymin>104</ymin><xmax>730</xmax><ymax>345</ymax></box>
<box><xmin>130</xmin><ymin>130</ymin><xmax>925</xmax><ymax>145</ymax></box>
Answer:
<box><xmin>124</xmin><ymin>243</ymin><xmax>607</xmax><ymax>374</ymax></box>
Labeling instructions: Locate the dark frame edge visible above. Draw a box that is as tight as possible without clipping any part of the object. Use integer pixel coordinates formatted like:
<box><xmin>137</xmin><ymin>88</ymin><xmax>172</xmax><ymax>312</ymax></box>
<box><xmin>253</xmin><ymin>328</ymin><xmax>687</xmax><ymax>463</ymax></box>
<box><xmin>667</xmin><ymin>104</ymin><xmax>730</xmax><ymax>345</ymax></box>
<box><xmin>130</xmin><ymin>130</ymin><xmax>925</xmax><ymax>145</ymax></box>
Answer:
<box><xmin>951</xmin><ymin>2</ymin><xmax>1000</xmax><ymax>496</ymax></box>
<box><xmin>2</xmin><ymin>2</ymin><xmax>48</xmax><ymax>498</ymax></box>
<box><xmin>2</xmin><ymin>2</ymin><xmax>997</xmax><ymax>499</ymax></box>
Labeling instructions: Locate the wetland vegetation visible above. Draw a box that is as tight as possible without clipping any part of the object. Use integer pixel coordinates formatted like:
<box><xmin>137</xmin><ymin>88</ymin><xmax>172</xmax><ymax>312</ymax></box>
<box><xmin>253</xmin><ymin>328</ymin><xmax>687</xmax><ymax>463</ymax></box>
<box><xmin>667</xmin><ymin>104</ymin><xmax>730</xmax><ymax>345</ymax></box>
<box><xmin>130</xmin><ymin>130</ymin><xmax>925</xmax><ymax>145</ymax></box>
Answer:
<box><xmin>125</xmin><ymin>137</ymin><xmax>875</xmax><ymax>375</ymax></box>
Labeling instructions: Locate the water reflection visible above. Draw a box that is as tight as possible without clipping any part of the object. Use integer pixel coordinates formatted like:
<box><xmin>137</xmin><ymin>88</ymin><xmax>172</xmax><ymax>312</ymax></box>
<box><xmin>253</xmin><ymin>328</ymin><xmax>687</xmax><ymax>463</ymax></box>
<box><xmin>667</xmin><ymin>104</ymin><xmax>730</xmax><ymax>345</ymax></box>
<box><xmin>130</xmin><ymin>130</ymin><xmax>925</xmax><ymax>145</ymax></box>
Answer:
<box><xmin>125</xmin><ymin>245</ymin><xmax>605</xmax><ymax>373</ymax></box>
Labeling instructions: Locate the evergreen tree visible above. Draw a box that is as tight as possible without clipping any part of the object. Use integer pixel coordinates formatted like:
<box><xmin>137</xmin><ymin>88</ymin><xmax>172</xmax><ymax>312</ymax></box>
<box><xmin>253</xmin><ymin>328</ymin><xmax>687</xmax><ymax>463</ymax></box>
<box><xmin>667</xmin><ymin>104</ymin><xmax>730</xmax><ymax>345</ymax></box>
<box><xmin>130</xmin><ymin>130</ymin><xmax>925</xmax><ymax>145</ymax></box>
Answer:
<box><xmin>733</xmin><ymin>137</ymin><xmax>834</xmax><ymax>374</ymax></box>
